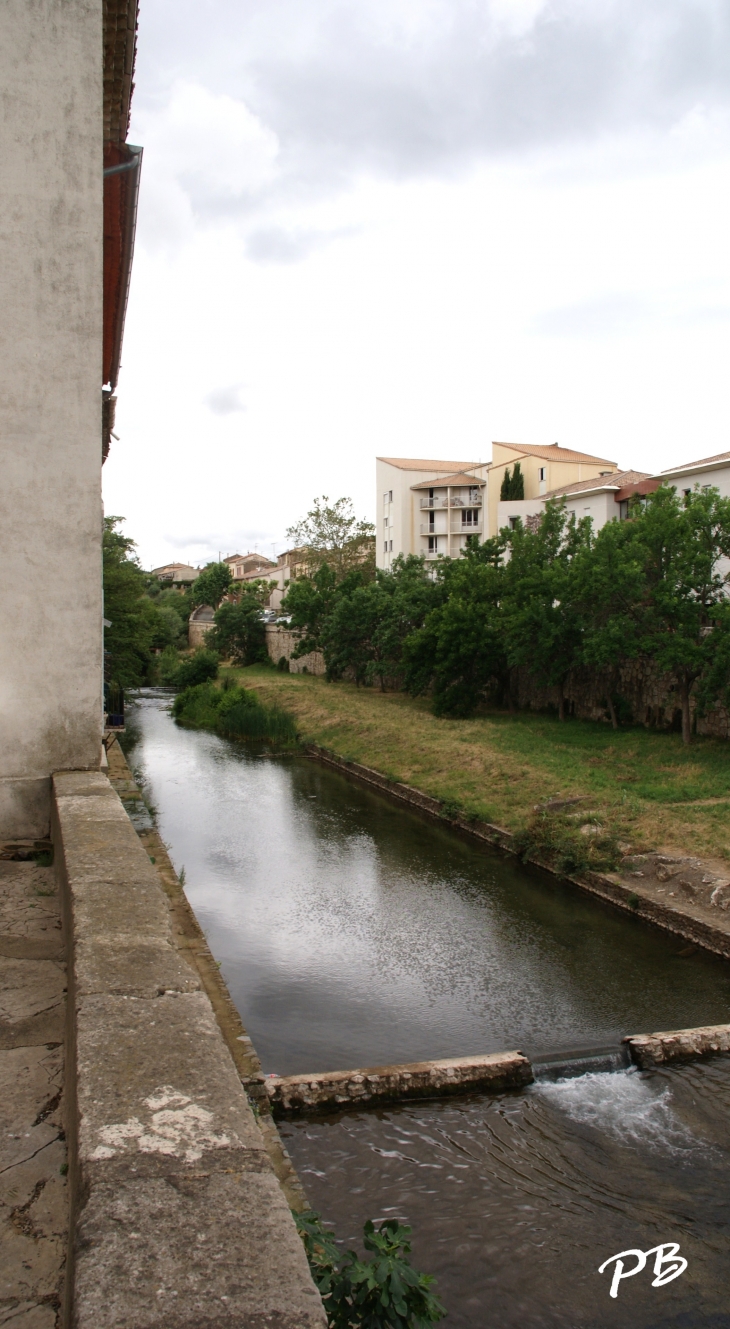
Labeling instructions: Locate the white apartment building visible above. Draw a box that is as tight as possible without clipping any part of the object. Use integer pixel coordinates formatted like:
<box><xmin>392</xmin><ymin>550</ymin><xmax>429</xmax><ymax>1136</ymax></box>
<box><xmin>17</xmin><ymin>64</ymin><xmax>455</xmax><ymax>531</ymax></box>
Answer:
<box><xmin>376</xmin><ymin>444</ymin><xmax>618</xmax><ymax>569</ymax></box>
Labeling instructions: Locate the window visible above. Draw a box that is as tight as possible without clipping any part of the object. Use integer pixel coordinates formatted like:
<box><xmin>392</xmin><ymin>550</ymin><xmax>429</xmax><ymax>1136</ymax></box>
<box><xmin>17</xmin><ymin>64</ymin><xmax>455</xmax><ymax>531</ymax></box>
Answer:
<box><xmin>468</xmin><ymin>486</ymin><xmax>480</xmax><ymax>503</ymax></box>
<box><xmin>389</xmin><ymin>490</ymin><xmax>393</xmax><ymax>503</ymax></box>
<box><xmin>384</xmin><ymin>541</ymin><xmax>388</xmax><ymax>553</ymax></box>
<box><xmin>383</xmin><ymin>517</ymin><xmax>388</xmax><ymax>530</ymax></box>
<box><xmin>619</xmin><ymin>500</ymin><xmax>629</xmax><ymax>520</ymax></box>
<box><xmin>538</xmin><ymin>467</ymin><xmax>546</xmax><ymax>481</ymax></box>
<box><xmin>429</xmin><ymin>487</ymin><xmax>434</xmax><ymax>499</ymax></box>
<box><xmin>428</xmin><ymin>535</ymin><xmax>437</xmax><ymax>552</ymax></box>
<box><xmin>389</xmin><ymin>539</ymin><xmax>393</xmax><ymax>551</ymax></box>
<box><xmin>509</xmin><ymin>516</ymin><xmax>519</xmax><ymax>530</ymax></box>
<box><xmin>461</xmin><ymin>509</ymin><xmax>479</xmax><ymax>526</ymax></box>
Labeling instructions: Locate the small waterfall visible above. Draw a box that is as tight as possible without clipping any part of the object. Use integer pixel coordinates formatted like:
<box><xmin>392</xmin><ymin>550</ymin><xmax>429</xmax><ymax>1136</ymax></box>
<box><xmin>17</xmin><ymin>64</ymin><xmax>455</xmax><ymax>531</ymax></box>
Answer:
<box><xmin>531</xmin><ymin>1043</ymin><xmax>632</xmax><ymax>1082</ymax></box>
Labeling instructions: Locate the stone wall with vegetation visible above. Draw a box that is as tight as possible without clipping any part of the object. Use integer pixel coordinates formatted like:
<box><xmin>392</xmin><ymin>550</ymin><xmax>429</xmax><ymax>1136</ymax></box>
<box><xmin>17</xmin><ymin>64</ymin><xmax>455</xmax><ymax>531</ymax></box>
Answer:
<box><xmin>514</xmin><ymin>661</ymin><xmax>730</xmax><ymax>738</ymax></box>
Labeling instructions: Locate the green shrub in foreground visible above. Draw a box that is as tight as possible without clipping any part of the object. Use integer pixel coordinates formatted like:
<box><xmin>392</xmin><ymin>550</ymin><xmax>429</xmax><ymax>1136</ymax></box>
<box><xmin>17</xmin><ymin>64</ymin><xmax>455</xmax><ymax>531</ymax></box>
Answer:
<box><xmin>295</xmin><ymin>1210</ymin><xmax>445</xmax><ymax>1329</ymax></box>
<box><xmin>172</xmin><ymin>681</ymin><xmax>298</xmax><ymax>745</ymax></box>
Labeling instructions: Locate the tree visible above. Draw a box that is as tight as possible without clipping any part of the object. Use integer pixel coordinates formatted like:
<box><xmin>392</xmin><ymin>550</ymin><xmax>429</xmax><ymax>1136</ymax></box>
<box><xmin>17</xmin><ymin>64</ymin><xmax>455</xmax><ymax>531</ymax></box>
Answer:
<box><xmin>629</xmin><ymin>485</ymin><xmax>730</xmax><ymax>743</ymax></box>
<box><xmin>500</xmin><ymin>463</ymin><xmax>524</xmax><ymax>501</ymax></box>
<box><xmin>315</xmin><ymin>556</ymin><xmax>436</xmax><ymax>689</ymax></box>
<box><xmin>403</xmin><ymin>538</ymin><xmax>508</xmax><ymax>716</ymax></box>
<box><xmin>286</xmin><ymin>496</ymin><xmax>375</xmax><ymax>578</ymax></box>
<box><xmin>103</xmin><ymin>517</ymin><xmax>161</xmax><ymax>686</ymax></box>
<box><xmin>502</xmin><ymin>501</ymin><xmax>592</xmax><ymax>720</ymax></box>
<box><xmin>282</xmin><ymin>563</ymin><xmax>367</xmax><ymax>658</ymax></box>
<box><xmin>209</xmin><ymin>591</ymin><xmax>269</xmax><ymax>666</ymax></box>
<box><xmin>191</xmin><ymin>561</ymin><xmax>232</xmax><ymax>609</ymax></box>
<box><xmin>572</xmin><ymin>517</ymin><xmax>645</xmax><ymax>728</ymax></box>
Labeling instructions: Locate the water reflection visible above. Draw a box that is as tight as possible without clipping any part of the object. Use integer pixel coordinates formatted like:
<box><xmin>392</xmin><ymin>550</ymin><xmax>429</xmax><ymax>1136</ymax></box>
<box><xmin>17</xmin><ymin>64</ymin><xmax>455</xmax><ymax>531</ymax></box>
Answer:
<box><xmin>126</xmin><ymin>692</ymin><xmax>730</xmax><ymax>1075</ymax></box>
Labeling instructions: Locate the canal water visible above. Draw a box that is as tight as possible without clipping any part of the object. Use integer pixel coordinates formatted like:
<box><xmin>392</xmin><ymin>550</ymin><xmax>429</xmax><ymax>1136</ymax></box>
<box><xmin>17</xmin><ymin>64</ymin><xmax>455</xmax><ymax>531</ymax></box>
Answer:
<box><xmin>125</xmin><ymin>692</ymin><xmax>730</xmax><ymax>1325</ymax></box>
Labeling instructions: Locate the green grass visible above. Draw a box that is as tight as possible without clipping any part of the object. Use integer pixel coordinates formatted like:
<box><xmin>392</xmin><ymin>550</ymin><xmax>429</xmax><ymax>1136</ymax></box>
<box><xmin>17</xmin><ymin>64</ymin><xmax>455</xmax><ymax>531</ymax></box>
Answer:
<box><xmin>224</xmin><ymin>666</ymin><xmax>730</xmax><ymax>864</ymax></box>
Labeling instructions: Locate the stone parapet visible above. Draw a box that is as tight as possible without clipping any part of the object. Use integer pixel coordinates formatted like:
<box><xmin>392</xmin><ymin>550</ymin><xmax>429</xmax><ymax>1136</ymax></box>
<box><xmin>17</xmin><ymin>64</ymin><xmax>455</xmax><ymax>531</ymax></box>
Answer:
<box><xmin>266</xmin><ymin>1052</ymin><xmax>533</xmax><ymax>1117</ymax></box>
<box><xmin>53</xmin><ymin>769</ymin><xmax>325</xmax><ymax>1329</ymax></box>
<box><xmin>626</xmin><ymin>1023</ymin><xmax>730</xmax><ymax>1069</ymax></box>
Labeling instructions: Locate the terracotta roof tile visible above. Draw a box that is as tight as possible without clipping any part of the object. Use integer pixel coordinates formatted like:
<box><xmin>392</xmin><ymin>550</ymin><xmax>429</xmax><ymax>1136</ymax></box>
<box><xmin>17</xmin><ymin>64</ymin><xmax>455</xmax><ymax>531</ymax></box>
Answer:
<box><xmin>493</xmin><ymin>442</ymin><xmax>618</xmax><ymax>466</ymax></box>
<box><xmin>662</xmin><ymin>450</ymin><xmax>730</xmax><ymax>474</ymax></box>
<box><xmin>546</xmin><ymin>469</ymin><xmax>650</xmax><ymax>498</ymax></box>
<box><xmin>411</xmin><ymin>472</ymin><xmax>485</xmax><ymax>489</ymax></box>
<box><xmin>378</xmin><ymin>457</ymin><xmax>480</xmax><ymax>472</ymax></box>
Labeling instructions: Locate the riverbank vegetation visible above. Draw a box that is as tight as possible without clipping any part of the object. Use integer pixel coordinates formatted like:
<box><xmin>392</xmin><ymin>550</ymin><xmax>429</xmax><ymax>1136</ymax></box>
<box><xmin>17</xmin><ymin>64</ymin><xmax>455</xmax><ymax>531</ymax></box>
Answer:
<box><xmin>103</xmin><ymin>518</ymin><xmax>190</xmax><ymax>687</ymax></box>
<box><xmin>224</xmin><ymin>665</ymin><xmax>730</xmax><ymax>863</ymax></box>
<box><xmin>173</xmin><ymin>678</ymin><xmax>298</xmax><ymax>745</ymax></box>
<box><xmin>295</xmin><ymin>1211</ymin><xmax>444</xmax><ymax>1329</ymax></box>
<box><xmin>283</xmin><ymin>487</ymin><xmax>730</xmax><ymax>744</ymax></box>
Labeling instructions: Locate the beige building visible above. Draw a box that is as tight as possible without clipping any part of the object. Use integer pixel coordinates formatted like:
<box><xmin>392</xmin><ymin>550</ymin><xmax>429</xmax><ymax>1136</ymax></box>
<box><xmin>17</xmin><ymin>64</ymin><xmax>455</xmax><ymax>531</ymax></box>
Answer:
<box><xmin>376</xmin><ymin>443</ymin><xmax>618</xmax><ymax>569</ymax></box>
<box><xmin>152</xmin><ymin>561</ymin><xmax>200</xmax><ymax>584</ymax></box>
<box><xmin>224</xmin><ymin>552</ymin><xmax>277</xmax><ymax>581</ymax></box>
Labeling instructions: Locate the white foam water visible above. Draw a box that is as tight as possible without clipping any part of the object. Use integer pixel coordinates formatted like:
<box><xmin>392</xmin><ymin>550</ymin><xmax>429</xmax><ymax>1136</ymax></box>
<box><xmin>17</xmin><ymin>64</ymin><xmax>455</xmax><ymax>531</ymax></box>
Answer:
<box><xmin>534</xmin><ymin>1068</ymin><xmax>702</xmax><ymax>1154</ymax></box>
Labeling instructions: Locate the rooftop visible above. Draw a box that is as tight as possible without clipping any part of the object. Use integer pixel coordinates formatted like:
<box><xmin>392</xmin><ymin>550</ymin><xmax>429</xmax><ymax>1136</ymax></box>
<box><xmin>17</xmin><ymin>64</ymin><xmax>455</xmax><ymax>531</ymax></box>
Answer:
<box><xmin>411</xmin><ymin>472</ymin><xmax>485</xmax><ymax>490</ymax></box>
<box><xmin>378</xmin><ymin>457</ymin><xmax>480</xmax><ymax>472</ymax></box>
<box><xmin>662</xmin><ymin>450</ymin><xmax>730</xmax><ymax>475</ymax></box>
<box><xmin>545</xmin><ymin>469</ymin><xmax>651</xmax><ymax>499</ymax></box>
<box><xmin>493</xmin><ymin>442</ymin><xmax>618</xmax><ymax>467</ymax></box>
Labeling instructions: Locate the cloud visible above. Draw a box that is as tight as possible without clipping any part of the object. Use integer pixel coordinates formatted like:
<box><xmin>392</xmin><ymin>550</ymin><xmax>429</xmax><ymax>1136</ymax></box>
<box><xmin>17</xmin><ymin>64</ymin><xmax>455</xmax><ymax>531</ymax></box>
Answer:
<box><xmin>134</xmin><ymin>0</ymin><xmax>730</xmax><ymax>192</ymax></box>
<box><xmin>533</xmin><ymin>294</ymin><xmax>649</xmax><ymax>338</ymax></box>
<box><xmin>245</xmin><ymin>224</ymin><xmax>355</xmax><ymax>263</ymax></box>
<box><xmin>205</xmin><ymin>383</ymin><xmax>246</xmax><ymax>414</ymax></box>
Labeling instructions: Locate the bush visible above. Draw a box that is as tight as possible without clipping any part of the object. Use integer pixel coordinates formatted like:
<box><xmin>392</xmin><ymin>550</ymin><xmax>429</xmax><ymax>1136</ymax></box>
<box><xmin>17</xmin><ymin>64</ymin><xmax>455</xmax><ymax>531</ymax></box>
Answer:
<box><xmin>513</xmin><ymin>811</ymin><xmax>621</xmax><ymax>876</ymax></box>
<box><xmin>295</xmin><ymin>1210</ymin><xmax>445</xmax><ymax>1329</ymax></box>
<box><xmin>173</xmin><ymin>681</ymin><xmax>298</xmax><ymax>745</ymax></box>
<box><xmin>173</xmin><ymin>649</ymin><xmax>219</xmax><ymax>689</ymax></box>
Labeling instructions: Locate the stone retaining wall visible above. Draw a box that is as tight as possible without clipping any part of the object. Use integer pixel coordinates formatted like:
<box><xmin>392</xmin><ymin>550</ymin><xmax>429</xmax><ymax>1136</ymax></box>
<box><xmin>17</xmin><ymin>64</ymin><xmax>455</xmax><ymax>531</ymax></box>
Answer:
<box><xmin>266</xmin><ymin>1052</ymin><xmax>532</xmax><ymax>1117</ymax></box>
<box><xmin>53</xmin><ymin>769</ymin><xmax>325</xmax><ymax>1329</ymax></box>
<box><xmin>265</xmin><ymin>626</ymin><xmax>325</xmax><ymax>675</ymax></box>
<box><xmin>514</xmin><ymin>661</ymin><xmax>729</xmax><ymax>739</ymax></box>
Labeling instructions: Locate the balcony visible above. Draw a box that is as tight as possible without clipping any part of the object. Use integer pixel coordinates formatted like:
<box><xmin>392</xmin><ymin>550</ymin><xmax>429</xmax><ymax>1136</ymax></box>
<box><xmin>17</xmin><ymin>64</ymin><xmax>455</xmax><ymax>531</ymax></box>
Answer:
<box><xmin>419</xmin><ymin>494</ymin><xmax>482</xmax><ymax>509</ymax></box>
<box><xmin>451</xmin><ymin>519</ymin><xmax>482</xmax><ymax>534</ymax></box>
<box><xmin>420</xmin><ymin>522</ymin><xmax>439</xmax><ymax>535</ymax></box>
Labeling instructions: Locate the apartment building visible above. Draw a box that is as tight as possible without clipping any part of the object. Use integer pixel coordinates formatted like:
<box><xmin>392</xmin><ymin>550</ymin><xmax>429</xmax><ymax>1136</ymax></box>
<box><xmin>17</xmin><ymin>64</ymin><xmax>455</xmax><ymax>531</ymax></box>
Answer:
<box><xmin>376</xmin><ymin>443</ymin><xmax>618</xmax><ymax>569</ymax></box>
<box><xmin>532</xmin><ymin>449</ymin><xmax>730</xmax><ymax>534</ymax></box>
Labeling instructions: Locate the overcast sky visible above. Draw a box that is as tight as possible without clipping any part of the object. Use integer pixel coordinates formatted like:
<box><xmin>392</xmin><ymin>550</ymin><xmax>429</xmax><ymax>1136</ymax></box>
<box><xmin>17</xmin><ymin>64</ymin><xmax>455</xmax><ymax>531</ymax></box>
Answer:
<box><xmin>102</xmin><ymin>0</ymin><xmax>730</xmax><ymax>570</ymax></box>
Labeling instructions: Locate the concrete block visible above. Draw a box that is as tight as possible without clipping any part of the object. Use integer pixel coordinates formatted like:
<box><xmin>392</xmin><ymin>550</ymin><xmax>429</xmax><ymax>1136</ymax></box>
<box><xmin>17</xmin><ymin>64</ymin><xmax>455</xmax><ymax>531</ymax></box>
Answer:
<box><xmin>69</xmin><ymin>876</ymin><xmax>173</xmax><ymax>941</ymax></box>
<box><xmin>76</xmin><ymin>992</ymin><xmax>267</xmax><ymax>1171</ymax></box>
<box><xmin>74</xmin><ymin>1171</ymin><xmax>326</xmax><ymax>1329</ymax></box>
<box><xmin>626</xmin><ymin>1023</ymin><xmax>730</xmax><ymax>1068</ymax></box>
<box><xmin>74</xmin><ymin>938</ymin><xmax>200</xmax><ymax>998</ymax></box>
<box><xmin>268</xmin><ymin>1050</ymin><xmax>533</xmax><ymax>1116</ymax></box>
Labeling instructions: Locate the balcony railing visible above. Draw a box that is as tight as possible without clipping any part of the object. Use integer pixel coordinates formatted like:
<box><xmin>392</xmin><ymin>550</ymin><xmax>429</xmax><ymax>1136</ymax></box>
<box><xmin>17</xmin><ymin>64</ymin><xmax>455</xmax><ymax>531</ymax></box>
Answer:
<box><xmin>420</xmin><ymin>522</ymin><xmax>438</xmax><ymax>535</ymax></box>
<box><xmin>419</xmin><ymin>495</ymin><xmax>482</xmax><ymax>509</ymax></box>
<box><xmin>452</xmin><ymin>520</ymin><xmax>482</xmax><ymax>533</ymax></box>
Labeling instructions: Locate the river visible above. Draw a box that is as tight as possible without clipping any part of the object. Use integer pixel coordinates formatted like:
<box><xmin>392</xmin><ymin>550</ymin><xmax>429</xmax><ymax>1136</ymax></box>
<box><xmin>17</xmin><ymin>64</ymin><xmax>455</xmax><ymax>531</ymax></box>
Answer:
<box><xmin>125</xmin><ymin>691</ymin><xmax>730</xmax><ymax>1326</ymax></box>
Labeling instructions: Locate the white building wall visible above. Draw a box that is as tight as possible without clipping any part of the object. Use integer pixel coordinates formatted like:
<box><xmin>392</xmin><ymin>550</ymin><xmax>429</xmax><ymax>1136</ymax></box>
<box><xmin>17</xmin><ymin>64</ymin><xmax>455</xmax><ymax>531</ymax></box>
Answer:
<box><xmin>562</xmin><ymin>491</ymin><xmax>617</xmax><ymax>530</ymax></box>
<box><xmin>0</xmin><ymin>1</ymin><xmax>103</xmax><ymax>836</ymax></box>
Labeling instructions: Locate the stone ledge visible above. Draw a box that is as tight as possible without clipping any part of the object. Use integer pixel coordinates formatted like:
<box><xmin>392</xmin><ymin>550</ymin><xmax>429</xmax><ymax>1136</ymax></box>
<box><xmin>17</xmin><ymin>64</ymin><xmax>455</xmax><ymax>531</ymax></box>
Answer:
<box><xmin>625</xmin><ymin>1022</ymin><xmax>730</xmax><ymax>1068</ymax></box>
<box><xmin>53</xmin><ymin>770</ymin><xmax>325</xmax><ymax>1329</ymax></box>
<box><xmin>266</xmin><ymin>1051</ymin><xmax>533</xmax><ymax>1117</ymax></box>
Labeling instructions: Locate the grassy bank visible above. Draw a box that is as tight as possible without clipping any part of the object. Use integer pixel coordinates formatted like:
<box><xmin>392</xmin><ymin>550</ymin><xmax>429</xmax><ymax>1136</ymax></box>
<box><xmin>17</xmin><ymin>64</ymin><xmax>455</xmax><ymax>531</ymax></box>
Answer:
<box><xmin>223</xmin><ymin>666</ymin><xmax>730</xmax><ymax>863</ymax></box>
